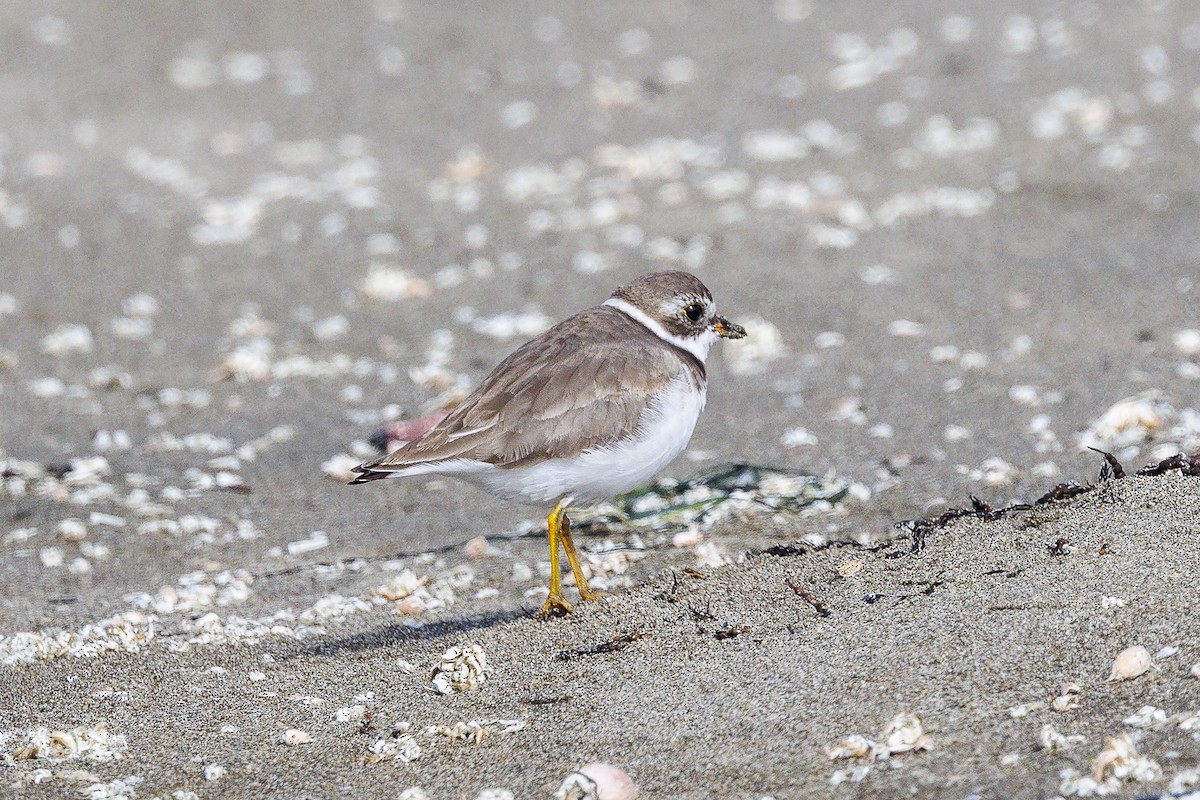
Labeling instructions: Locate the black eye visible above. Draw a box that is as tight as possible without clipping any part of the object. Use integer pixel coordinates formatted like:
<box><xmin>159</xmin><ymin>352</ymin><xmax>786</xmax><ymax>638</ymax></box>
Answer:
<box><xmin>683</xmin><ymin>303</ymin><xmax>704</xmax><ymax>322</ymax></box>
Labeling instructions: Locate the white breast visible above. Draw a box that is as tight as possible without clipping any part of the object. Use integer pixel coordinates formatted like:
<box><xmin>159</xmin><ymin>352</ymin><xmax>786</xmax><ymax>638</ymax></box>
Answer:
<box><xmin>471</xmin><ymin>370</ymin><xmax>707</xmax><ymax>505</ymax></box>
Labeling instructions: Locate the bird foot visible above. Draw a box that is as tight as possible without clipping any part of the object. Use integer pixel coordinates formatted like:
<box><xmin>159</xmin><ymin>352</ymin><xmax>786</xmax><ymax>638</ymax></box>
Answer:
<box><xmin>537</xmin><ymin>593</ymin><xmax>573</xmax><ymax>618</ymax></box>
<box><xmin>577</xmin><ymin>588</ymin><xmax>607</xmax><ymax>603</ymax></box>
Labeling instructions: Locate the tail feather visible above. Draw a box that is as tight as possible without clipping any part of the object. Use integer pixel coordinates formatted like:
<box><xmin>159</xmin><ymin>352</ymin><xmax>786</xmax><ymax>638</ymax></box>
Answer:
<box><xmin>347</xmin><ymin>464</ymin><xmax>392</xmax><ymax>485</ymax></box>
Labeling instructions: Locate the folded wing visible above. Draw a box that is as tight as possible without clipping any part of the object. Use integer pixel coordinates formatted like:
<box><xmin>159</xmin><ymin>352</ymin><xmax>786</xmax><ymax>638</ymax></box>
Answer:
<box><xmin>350</xmin><ymin>307</ymin><xmax>691</xmax><ymax>482</ymax></box>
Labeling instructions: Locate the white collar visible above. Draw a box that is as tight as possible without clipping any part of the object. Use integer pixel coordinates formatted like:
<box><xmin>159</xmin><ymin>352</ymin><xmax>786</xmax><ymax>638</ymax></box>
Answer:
<box><xmin>603</xmin><ymin>297</ymin><xmax>715</xmax><ymax>362</ymax></box>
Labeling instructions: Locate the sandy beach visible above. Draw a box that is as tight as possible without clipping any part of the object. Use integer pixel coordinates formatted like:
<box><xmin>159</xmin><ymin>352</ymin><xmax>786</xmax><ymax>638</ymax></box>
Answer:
<box><xmin>2</xmin><ymin>2</ymin><xmax>1199</xmax><ymax>798</ymax></box>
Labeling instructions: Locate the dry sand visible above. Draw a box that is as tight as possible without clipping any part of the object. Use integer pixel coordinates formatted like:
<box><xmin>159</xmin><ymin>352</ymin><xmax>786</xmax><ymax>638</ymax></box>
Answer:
<box><xmin>2</xmin><ymin>2</ymin><xmax>1200</xmax><ymax>799</ymax></box>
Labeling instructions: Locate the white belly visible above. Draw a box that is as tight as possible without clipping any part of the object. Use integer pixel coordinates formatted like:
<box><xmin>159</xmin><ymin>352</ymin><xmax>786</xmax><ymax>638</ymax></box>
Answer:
<box><xmin>472</xmin><ymin>372</ymin><xmax>707</xmax><ymax>505</ymax></box>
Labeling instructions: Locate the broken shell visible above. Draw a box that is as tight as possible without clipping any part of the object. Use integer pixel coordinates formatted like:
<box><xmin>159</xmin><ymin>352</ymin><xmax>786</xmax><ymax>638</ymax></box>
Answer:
<box><xmin>883</xmin><ymin>712</ymin><xmax>930</xmax><ymax>754</ymax></box>
<box><xmin>462</xmin><ymin>535</ymin><xmax>489</xmax><ymax>559</ymax></box>
<box><xmin>556</xmin><ymin>763</ymin><xmax>638</xmax><ymax>800</ymax></box>
<box><xmin>1191</xmin><ymin>662</ymin><xmax>1200</xmax><ymax>679</ymax></box>
<box><xmin>825</xmin><ymin>734</ymin><xmax>874</xmax><ymax>761</ymax></box>
<box><xmin>281</xmin><ymin>728</ymin><xmax>310</xmax><ymax>745</ymax></box>
<box><xmin>671</xmin><ymin>529</ymin><xmax>701</xmax><ymax>548</ymax></box>
<box><xmin>836</xmin><ymin>559</ymin><xmax>863</xmax><ymax>578</ymax></box>
<box><xmin>1108</xmin><ymin>645</ymin><xmax>1153</xmax><ymax>682</ymax></box>
<box><xmin>395</xmin><ymin>596</ymin><xmax>427</xmax><ymax>615</ymax></box>
<box><xmin>1051</xmin><ymin>694</ymin><xmax>1080</xmax><ymax>712</ymax></box>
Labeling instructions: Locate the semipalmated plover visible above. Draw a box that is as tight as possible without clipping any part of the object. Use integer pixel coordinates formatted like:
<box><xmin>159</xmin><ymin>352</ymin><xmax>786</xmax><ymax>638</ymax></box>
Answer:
<box><xmin>351</xmin><ymin>270</ymin><xmax>746</xmax><ymax>616</ymax></box>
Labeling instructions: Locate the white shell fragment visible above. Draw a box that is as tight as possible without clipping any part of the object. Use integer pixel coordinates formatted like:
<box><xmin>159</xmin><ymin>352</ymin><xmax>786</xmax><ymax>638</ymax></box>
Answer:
<box><xmin>882</xmin><ymin>712</ymin><xmax>931</xmax><ymax>755</ymax></box>
<box><xmin>435</xmin><ymin>717</ymin><xmax>523</xmax><ymax>745</ymax></box>
<box><xmin>474</xmin><ymin>790</ymin><xmax>515</xmax><ymax>800</ymax></box>
<box><xmin>1174</xmin><ymin>329</ymin><xmax>1200</xmax><ymax>355</ymax></box>
<box><xmin>825</xmin><ymin>713</ymin><xmax>931</xmax><ymax>761</ymax></box>
<box><xmin>1091</xmin><ymin>733</ymin><xmax>1161</xmax><ymax>785</ymax></box>
<box><xmin>556</xmin><ymin>763</ymin><xmax>638</xmax><ymax>800</ymax></box>
<box><xmin>722</xmin><ymin>315</ymin><xmax>785</xmax><ymax>375</ymax></box>
<box><xmin>365</xmin><ymin>734</ymin><xmax>421</xmax><ymax>763</ymax></box>
<box><xmin>281</xmin><ymin>728</ymin><xmax>310</xmax><ymax>745</ymax></box>
<box><xmin>360</xmin><ymin>263</ymin><xmax>431</xmax><ymax>302</ymax></box>
<box><xmin>430</xmin><ymin>643</ymin><xmax>490</xmax><ymax>694</ymax></box>
<box><xmin>1108</xmin><ymin>645</ymin><xmax>1153</xmax><ymax>682</ymax></box>
<box><xmin>321</xmin><ymin>453</ymin><xmax>362</xmax><ymax>482</ymax></box>
<box><xmin>10</xmin><ymin>724</ymin><xmax>128</xmax><ymax>762</ymax></box>
<box><xmin>41</xmin><ymin>324</ymin><xmax>94</xmax><ymax>356</ymax></box>
<box><xmin>1077</xmin><ymin>391</ymin><xmax>1170</xmax><ymax>452</ymax></box>
<box><xmin>1039</xmin><ymin>723</ymin><xmax>1085</xmax><ymax>752</ymax></box>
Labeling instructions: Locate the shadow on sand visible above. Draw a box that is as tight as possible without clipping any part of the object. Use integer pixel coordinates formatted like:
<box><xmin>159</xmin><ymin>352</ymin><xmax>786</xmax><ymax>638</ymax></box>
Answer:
<box><xmin>282</xmin><ymin>608</ymin><xmax>530</xmax><ymax>659</ymax></box>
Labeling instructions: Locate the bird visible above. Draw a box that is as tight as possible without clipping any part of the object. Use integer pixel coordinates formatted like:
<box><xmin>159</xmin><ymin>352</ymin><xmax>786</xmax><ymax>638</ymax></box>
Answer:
<box><xmin>350</xmin><ymin>270</ymin><xmax>747</xmax><ymax>616</ymax></box>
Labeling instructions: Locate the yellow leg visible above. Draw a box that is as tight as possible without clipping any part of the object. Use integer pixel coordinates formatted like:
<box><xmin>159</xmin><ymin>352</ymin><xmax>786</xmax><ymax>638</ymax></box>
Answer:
<box><xmin>538</xmin><ymin>500</ymin><xmax>573</xmax><ymax>617</ymax></box>
<box><xmin>559</xmin><ymin>512</ymin><xmax>604</xmax><ymax>602</ymax></box>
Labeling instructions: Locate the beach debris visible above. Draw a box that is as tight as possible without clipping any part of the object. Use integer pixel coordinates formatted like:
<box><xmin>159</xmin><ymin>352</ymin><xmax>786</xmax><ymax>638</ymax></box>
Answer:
<box><xmin>1108</xmin><ymin>646</ymin><xmax>1153</xmax><ymax>682</ymax></box>
<box><xmin>79</xmin><ymin>775</ymin><xmax>143</xmax><ymax>800</ymax></box>
<box><xmin>334</xmin><ymin>705</ymin><xmax>368</xmax><ymax>723</ymax></box>
<box><xmin>365</xmin><ymin>734</ymin><xmax>421</xmax><ymax>763</ymax></box>
<box><xmin>474</xmin><ymin>790</ymin><xmax>515</xmax><ymax>800</ymax></box>
<box><xmin>321</xmin><ymin>453</ymin><xmax>362</xmax><ymax>482</ymax></box>
<box><xmin>1008</xmin><ymin>702</ymin><xmax>1046</xmax><ymax>719</ymax></box>
<box><xmin>780</xmin><ymin>426</ymin><xmax>818</xmax><ymax>447</ymax></box>
<box><xmin>377</xmin><ymin>570</ymin><xmax>430</xmax><ymax>603</ymax></box>
<box><xmin>0</xmin><ymin>612</ymin><xmax>157</xmax><ymax>666</ymax></box>
<box><xmin>8</xmin><ymin>725</ymin><xmax>128</xmax><ymax>762</ymax></box>
<box><xmin>280</xmin><ymin>729</ymin><xmax>310</xmax><ymax>745</ymax></box>
<box><xmin>431</xmin><ymin>644</ymin><xmax>490</xmax><ymax>694</ymax></box>
<box><xmin>886</xmin><ymin>319</ymin><xmax>925</xmax><ymax>337</ymax></box>
<box><xmin>723</xmin><ymin>315</ymin><xmax>784</xmax><ymax>375</ymax></box>
<box><xmin>397</xmin><ymin>790</ymin><xmax>429</xmax><ymax>800</ymax></box>
<box><xmin>1039</xmin><ymin>724</ymin><xmax>1085</xmax><ymax>752</ymax></box>
<box><xmin>713</xmin><ymin>623</ymin><xmax>750</xmax><ymax>640</ymax></box>
<box><xmin>1169</xmin><ymin>768</ymin><xmax>1200</xmax><ymax>795</ymax></box>
<box><xmin>556</xmin><ymin>763</ymin><xmax>638</xmax><ymax>800</ymax></box>
<box><xmin>836</xmin><ymin>559</ymin><xmax>864</xmax><ymax>578</ymax></box>
<box><xmin>1058</xmin><ymin>733</ymin><xmax>1162</xmax><ymax>796</ymax></box>
<box><xmin>462</xmin><ymin>535</ymin><xmax>490</xmax><ymax>559</ymax></box>
<box><xmin>966</xmin><ymin>456</ymin><xmax>1019</xmax><ymax>486</ymax></box>
<box><xmin>571</xmin><ymin>463</ymin><xmax>849</xmax><ymax>537</ymax></box>
<box><xmin>41</xmin><ymin>323</ymin><xmax>94</xmax><ymax>356</ymax></box>
<box><xmin>581</xmin><ymin>545</ymin><xmax>644</xmax><ymax>591</ymax></box>
<box><xmin>287</xmin><ymin>531</ymin><xmax>328</xmax><ymax>556</ymax></box>
<box><xmin>435</xmin><ymin>718</ymin><xmax>523</xmax><ymax>745</ymax></box>
<box><xmin>1052</xmin><ymin>683</ymin><xmax>1082</xmax><ymax>712</ymax></box>
<box><xmin>895</xmin><ymin>443</ymin><xmax>1200</xmax><ymax>558</ymax></box>
<box><xmin>1174</xmin><ymin>329</ymin><xmax>1200</xmax><ymax>356</ymax></box>
<box><xmin>826</xmin><ymin>714</ymin><xmax>931</xmax><ymax>785</ymax></box>
<box><xmin>360</xmin><ymin>263</ymin><xmax>431</xmax><ymax>302</ymax></box>
<box><xmin>694</xmin><ymin>541</ymin><xmax>731</xmax><ymax>568</ymax></box>
<box><xmin>437</xmin><ymin>719</ymin><xmax>488</xmax><ymax>745</ymax></box>
<box><xmin>554</xmin><ymin>632</ymin><xmax>647</xmax><ymax>662</ymax></box>
<box><xmin>882</xmin><ymin>713</ymin><xmax>931</xmax><ymax>754</ymax></box>
<box><xmin>464</xmin><ymin>307</ymin><xmax>553</xmax><ymax>341</ymax></box>
<box><xmin>1123</xmin><ymin>705</ymin><xmax>1168</xmax><ymax>729</ymax></box>
<box><xmin>786</xmin><ymin>578</ymin><xmax>832</xmax><ymax>617</ymax></box>
<box><xmin>1076</xmin><ymin>391</ymin><xmax>1172</xmax><ymax>455</ymax></box>
<box><xmin>826</xmin><ymin>712</ymin><xmax>932</xmax><ymax>761</ymax></box>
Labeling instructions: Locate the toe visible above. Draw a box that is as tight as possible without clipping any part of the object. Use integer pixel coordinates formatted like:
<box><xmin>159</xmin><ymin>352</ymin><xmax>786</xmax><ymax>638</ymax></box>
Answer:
<box><xmin>537</xmin><ymin>594</ymin><xmax>573</xmax><ymax>618</ymax></box>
